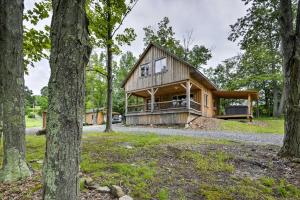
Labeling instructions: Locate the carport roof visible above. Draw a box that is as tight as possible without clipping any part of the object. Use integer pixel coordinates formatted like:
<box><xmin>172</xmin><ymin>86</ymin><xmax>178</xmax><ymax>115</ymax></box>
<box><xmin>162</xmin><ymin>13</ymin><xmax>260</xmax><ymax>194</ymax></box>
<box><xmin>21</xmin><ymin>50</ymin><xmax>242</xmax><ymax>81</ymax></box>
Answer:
<box><xmin>213</xmin><ymin>90</ymin><xmax>259</xmax><ymax>100</ymax></box>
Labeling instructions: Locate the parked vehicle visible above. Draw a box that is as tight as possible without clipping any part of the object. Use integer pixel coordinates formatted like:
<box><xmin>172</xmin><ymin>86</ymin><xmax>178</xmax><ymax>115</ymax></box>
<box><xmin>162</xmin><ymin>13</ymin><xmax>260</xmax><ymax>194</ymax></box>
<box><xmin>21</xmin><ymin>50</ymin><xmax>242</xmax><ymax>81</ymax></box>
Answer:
<box><xmin>112</xmin><ymin>114</ymin><xmax>122</xmax><ymax>124</ymax></box>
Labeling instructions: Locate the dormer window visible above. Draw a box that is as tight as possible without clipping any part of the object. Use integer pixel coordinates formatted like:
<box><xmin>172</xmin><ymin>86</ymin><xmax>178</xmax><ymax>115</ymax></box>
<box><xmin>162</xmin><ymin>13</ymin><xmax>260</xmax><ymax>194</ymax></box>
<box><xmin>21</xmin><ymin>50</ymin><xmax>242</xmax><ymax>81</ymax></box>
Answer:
<box><xmin>155</xmin><ymin>58</ymin><xmax>167</xmax><ymax>73</ymax></box>
<box><xmin>140</xmin><ymin>63</ymin><xmax>150</xmax><ymax>77</ymax></box>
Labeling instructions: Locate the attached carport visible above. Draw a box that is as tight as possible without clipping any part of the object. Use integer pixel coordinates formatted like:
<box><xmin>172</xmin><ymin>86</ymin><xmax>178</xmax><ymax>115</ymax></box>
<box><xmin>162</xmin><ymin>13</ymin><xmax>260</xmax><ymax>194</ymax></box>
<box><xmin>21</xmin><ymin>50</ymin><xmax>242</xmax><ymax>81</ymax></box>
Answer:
<box><xmin>212</xmin><ymin>90</ymin><xmax>259</xmax><ymax>121</ymax></box>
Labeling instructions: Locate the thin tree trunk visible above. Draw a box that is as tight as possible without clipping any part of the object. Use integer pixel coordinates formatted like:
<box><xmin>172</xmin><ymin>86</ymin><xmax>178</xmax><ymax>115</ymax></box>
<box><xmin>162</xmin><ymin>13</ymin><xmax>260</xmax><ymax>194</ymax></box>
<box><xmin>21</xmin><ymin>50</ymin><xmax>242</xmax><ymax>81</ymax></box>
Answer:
<box><xmin>272</xmin><ymin>83</ymin><xmax>279</xmax><ymax>117</ymax></box>
<box><xmin>42</xmin><ymin>0</ymin><xmax>91</xmax><ymax>199</ymax></box>
<box><xmin>272</xmin><ymin>62</ymin><xmax>280</xmax><ymax>117</ymax></box>
<box><xmin>277</xmin><ymin>87</ymin><xmax>285</xmax><ymax>116</ymax></box>
<box><xmin>0</xmin><ymin>0</ymin><xmax>32</xmax><ymax>182</ymax></box>
<box><xmin>278</xmin><ymin>0</ymin><xmax>300</xmax><ymax>158</ymax></box>
<box><xmin>105</xmin><ymin>0</ymin><xmax>113</xmax><ymax>132</ymax></box>
<box><xmin>0</xmin><ymin>76</ymin><xmax>3</xmax><ymax>141</ymax></box>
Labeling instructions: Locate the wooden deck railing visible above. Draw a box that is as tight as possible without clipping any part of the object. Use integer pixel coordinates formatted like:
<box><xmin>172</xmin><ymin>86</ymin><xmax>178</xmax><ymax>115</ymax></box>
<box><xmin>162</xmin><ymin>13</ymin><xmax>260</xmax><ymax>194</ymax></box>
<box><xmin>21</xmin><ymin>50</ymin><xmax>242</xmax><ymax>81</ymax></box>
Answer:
<box><xmin>127</xmin><ymin>100</ymin><xmax>201</xmax><ymax>114</ymax></box>
<box><xmin>191</xmin><ymin>100</ymin><xmax>202</xmax><ymax>111</ymax></box>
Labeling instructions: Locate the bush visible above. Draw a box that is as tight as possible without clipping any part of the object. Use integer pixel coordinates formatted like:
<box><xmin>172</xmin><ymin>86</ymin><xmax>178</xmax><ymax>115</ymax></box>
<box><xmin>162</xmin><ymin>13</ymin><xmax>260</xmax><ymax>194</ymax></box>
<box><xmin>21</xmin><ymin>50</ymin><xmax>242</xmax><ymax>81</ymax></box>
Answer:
<box><xmin>27</xmin><ymin>113</ymin><xmax>36</xmax><ymax>119</ymax></box>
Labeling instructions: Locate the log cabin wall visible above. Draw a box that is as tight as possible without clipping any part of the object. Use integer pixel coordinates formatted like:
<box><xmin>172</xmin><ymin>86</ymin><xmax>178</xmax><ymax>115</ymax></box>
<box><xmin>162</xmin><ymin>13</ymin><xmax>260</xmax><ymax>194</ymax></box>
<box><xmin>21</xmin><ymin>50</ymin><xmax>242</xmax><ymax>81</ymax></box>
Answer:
<box><xmin>124</xmin><ymin>46</ymin><xmax>190</xmax><ymax>92</ymax></box>
<box><xmin>190</xmin><ymin>77</ymin><xmax>215</xmax><ymax>117</ymax></box>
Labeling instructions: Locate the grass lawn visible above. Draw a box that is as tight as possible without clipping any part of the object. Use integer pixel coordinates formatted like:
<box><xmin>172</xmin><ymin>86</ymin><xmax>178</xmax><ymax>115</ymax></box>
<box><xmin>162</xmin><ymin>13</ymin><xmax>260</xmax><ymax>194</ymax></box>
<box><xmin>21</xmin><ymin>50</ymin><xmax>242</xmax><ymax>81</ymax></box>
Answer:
<box><xmin>220</xmin><ymin>118</ymin><xmax>284</xmax><ymax>134</ymax></box>
<box><xmin>25</xmin><ymin>116</ymin><xmax>43</xmax><ymax>128</ymax></box>
<box><xmin>0</xmin><ymin>132</ymin><xmax>299</xmax><ymax>199</ymax></box>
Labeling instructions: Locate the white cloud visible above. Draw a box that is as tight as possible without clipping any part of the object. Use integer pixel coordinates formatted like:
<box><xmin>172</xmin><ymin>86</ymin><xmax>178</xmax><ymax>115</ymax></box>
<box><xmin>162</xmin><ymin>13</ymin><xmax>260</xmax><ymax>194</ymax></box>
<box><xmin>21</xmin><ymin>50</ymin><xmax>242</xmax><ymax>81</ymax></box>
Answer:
<box><xmin>24</xmin><ymin>0</ymin><xmax>247</xmax><ymax>95</ymax></box>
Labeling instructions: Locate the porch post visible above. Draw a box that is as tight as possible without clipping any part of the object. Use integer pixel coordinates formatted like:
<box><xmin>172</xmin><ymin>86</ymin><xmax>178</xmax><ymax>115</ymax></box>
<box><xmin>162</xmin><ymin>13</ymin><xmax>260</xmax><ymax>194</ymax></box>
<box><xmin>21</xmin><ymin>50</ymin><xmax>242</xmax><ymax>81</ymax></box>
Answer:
<box><xmin>151</xmin><ymin>88</ymin><xmax>154</xmax><ymax>112</ymax></box>
<box><xmin>186</xmin><ymin>80</ymin><xmax>191</xmax><ymax>109</ymax></box>
<box><xmin>125</xmin><ymin>93</ymin><xmax>128</xmax><ymax>115</ymax></box>
<box><xmin>247</xmin><ymin>94</ymin><xmax>252</xmax><ymax>115</ymax></box>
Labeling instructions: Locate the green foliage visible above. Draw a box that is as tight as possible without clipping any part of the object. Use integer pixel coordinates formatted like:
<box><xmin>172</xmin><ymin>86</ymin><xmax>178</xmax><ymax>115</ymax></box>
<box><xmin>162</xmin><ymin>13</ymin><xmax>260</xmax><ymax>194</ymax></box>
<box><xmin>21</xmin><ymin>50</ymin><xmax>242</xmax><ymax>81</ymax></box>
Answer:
<box><xmin>24</xmin><ymin>86</ymin><xmax>35</xmax><ymax>108</ymax></box>
<box><xmin>210</xmin><ymin>0</ymin><xmax>290</xmax><ymax>117</ymax></box>
<box><xmin>113</xmin><ymin>51</ymin><xmax>137</xmax><ymax>114</ymax></box>
<box><xmin>87</xmin><ymin>0</ymin><xmax>138</xmax><ymax>52</ymax></box>
<box><xmin>23</xmin><ymin>1</ymin><xmax>51</xmax><ymax>69</ymax></box>
<box><xmin>85</xmin><ymin>53</ymin><xmax>107</xmax><ymax>110</ymax></box>
<box><xmin>27</xmin><ymin>113</ymin><xmax>35</xmax><ymax>119</ymax></box>
<box><xmin>143</xmin><ymin>17</ymin><xmax>211</xmax><ymax>69</ymax></box>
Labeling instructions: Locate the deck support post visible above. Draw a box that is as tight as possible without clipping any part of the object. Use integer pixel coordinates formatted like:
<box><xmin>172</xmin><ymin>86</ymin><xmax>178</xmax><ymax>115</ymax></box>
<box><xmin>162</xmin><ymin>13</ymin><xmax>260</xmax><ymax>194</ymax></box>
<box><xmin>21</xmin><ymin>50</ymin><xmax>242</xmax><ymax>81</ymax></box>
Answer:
<box><xmin>125</xmin><ymin>93</ymin><xmax>128</xmax><ymax>115</ymax></box>
<box><xmin>247</xmin><ymin>94</ymin><xmax>252</xmax><ymax>121</ymax></box>
<box><xmin>125</xmin><ymin>93</ymin><xmax>131</xmax><ymax>115</ymax></box>
<box><xmin>186</xmin><ymin>80</ymin><xmax>191</xmax><ymax>110</ymax></box>
<box><xmin>151</xmin><ymin>88</ymin><xmax>154</xmax><ymax>112</ymax></box>
<box><xmin>148</xmin><ymin>88</ymin><xmax>158</xmax><ymax>113</ymax></box>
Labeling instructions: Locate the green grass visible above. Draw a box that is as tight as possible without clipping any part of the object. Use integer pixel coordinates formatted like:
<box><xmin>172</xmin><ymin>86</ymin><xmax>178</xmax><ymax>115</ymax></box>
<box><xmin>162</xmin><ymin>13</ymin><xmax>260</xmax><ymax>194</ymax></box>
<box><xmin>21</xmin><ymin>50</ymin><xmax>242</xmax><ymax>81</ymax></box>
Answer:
<box><xmin>0</xmin><ymin>132</ymin><xmax>299</xmax><ymax>200</ymax></box>
<box><xmin>25</xmin><ymin>116</ymin><xmax>43</xmax><ymax>128</ymax></box>
<box><xmin>220</xmin><ymin>118</ymin><xmax>284</xmax><ymax>134</ymax></box>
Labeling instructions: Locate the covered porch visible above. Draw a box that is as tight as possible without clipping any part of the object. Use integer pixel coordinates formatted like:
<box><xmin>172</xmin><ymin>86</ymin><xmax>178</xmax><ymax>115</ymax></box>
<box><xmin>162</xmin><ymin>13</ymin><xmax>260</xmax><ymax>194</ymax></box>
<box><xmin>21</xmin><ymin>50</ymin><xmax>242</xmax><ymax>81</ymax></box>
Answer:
<box><xmin>125</xmin><ymin>81</ymin><xmax>202</xmax><ymax>125</ymax></box>
<box><xmin>213</xmin><ymin>90</ymin><xmax>259</xmax><ymax>121</ymax></box>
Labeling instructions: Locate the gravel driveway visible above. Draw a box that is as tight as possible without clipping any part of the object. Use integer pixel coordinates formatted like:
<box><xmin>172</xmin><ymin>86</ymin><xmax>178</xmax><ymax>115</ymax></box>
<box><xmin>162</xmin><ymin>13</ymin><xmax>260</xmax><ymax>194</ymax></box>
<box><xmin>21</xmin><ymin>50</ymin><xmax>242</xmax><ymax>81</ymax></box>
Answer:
<box><xmin>26</xmin><ymin>124</ymin><xmax>283</xmax><ymax>146</ymax></box>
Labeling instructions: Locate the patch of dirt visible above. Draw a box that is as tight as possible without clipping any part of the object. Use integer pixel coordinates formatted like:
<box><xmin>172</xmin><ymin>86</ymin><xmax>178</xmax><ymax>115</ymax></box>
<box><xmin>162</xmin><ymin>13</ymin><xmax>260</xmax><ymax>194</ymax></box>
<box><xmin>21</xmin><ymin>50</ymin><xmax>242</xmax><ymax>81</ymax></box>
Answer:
<box><xmin>189</xmin><ymin>116</ymin><xmax>222</xmax><ymax>130</ymax></box>
<box><xmin>0</xmin><ymin>172</ymin><xmax>116</xmax><ymax>200</ymax></box>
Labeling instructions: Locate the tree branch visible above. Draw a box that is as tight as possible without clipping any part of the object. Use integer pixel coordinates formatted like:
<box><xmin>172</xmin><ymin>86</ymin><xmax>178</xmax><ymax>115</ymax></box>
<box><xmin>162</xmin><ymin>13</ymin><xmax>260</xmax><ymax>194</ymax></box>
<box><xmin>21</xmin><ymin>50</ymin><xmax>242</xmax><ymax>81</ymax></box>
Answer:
<box><xmin>111</xmin><ymin>0</ymin><xmax>139</xmax><ymax>37</ymax></box>
<box><xmin>86</xmin><ymin>68</ymin><xmax>107</xmax><ymax>77</ymax></box>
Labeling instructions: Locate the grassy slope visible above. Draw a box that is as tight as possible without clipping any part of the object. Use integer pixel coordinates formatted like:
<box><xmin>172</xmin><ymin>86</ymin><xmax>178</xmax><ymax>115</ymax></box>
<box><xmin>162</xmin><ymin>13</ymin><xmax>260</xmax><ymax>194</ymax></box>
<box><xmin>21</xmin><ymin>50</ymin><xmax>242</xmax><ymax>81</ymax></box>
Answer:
<box><xmin>0</xmin><ymin>133</ymin><xmax>299</xmax><ymax>200</ymax></box>
<box><xmin>220</xmin><ymin>118</ymin><xmax>284</xmax><ymax>134</ymax></box>
<box><xmin>25</xmin><ymin>116</ymin><xmax>43</xmax><ymax>128</ymax></box>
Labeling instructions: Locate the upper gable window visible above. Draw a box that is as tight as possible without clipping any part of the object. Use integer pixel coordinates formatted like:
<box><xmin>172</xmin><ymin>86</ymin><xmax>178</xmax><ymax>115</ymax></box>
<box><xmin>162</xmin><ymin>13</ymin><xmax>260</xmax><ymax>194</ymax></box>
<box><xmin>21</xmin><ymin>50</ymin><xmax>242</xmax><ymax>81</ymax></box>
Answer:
<box><xmin>155</xmin><ymin>58</ymin><xmax>167</xmax><ymax>73</ymax></box>
<box><xmin>140</xmin><ymin>63</ymin><xmax>150</xmax><ymax>77</ymax></box>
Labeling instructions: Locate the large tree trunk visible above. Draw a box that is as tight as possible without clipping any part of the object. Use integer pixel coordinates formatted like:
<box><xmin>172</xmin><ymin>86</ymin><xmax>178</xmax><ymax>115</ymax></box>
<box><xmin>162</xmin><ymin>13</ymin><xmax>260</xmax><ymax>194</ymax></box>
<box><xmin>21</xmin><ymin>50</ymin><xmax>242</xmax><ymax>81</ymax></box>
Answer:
<box><xmin>105</xmin><ymin>0</ymin><xmax>113</xmax><ymax>132</ymax></box>
<box><xmin>278</xmin><ymin>0</ymin><xmax>300</xmax><ymax>158</ymax></box>
<box><xmin>0</xmin><ymin>0</ymin><xmax>32</xmax><ymax>182</ymax></box>
<box><xmin>42</xmin><ymin>0</ymin><xmax>91</xmax><ymax>199</ymax></box>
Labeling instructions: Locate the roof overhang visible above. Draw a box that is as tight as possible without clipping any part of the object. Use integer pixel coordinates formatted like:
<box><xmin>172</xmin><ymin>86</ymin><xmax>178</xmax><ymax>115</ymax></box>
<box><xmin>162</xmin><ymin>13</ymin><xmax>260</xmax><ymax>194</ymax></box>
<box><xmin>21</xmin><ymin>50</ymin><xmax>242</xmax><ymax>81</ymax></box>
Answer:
<box><xmin>213</xmin><ymin>90</ymin><xmax>259</xmax><ymax>100</ymax></box>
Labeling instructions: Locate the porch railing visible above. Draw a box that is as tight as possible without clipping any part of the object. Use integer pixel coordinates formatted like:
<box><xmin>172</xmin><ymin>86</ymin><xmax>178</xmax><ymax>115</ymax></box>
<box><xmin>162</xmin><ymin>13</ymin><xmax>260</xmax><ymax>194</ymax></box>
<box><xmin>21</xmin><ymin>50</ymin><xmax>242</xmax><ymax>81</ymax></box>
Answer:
<box><xmin>190</xmin><ymin>100</ymin><xmax>202</xmax><ymax>111</ymax></box>
<box><xmin>127</xmin><ymin>100</ymin><xmax>201</xmax><ymax>114</ymax></box>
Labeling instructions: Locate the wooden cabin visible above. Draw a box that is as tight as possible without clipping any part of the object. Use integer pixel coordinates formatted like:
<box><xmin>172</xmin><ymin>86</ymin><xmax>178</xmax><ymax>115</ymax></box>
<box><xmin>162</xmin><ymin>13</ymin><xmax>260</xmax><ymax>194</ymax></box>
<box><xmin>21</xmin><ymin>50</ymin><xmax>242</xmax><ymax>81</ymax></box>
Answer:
<box><xmin>85</xmin><ymin>109</ymin><xmax>121</xmax><ymax>125</ymax></box>
<box><xmin>85</xmin><ymin>109</ymin><xmax>105</xmax><ymax>125</ymax></box>
<box><xmin>122</xmin><ymin>43</ymin><xmax>258</xmax><ymax>126</ymax></box>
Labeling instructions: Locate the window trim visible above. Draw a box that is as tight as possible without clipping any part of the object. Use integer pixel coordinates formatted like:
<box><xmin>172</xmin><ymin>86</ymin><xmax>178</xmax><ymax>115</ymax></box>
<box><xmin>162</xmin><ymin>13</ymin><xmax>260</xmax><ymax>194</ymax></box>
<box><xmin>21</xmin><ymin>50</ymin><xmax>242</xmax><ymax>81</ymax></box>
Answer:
<box><xmin>204</xmin><ymin>94</ymin><xmax>209</xmax><ymax>108</ymax></box>
<box><xmin>140</xmin><ymin>62</ymin><xmax>150</xmax><ymax>77</ymax></box>
<box><xmin>154</xmin><ymin>57</ymin><xmax>167</xmax><ymax>74</ymax></box>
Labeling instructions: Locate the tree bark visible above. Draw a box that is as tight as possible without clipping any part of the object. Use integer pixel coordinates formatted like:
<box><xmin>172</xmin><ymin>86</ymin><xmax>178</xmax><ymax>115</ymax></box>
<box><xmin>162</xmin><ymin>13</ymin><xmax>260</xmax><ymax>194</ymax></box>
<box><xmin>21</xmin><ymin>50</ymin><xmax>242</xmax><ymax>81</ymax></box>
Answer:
<box><xmin>0</xmin><ymin>0</ymin><xmax>32</xmax><ymax>182</ymax></box>
<box><xmin>278</xmin><ymin>0</ymin><xmax>300</xmax><ymax>158</ymax></box>
<box><xmin>105</xmin><ymin>0</ymin><xmax>113</xmax><ymax>132</ymax></box>
<box><xmin>42</xmin><ymin>0</ymin><xmax>91</xmax><ymax>199</ymax></box>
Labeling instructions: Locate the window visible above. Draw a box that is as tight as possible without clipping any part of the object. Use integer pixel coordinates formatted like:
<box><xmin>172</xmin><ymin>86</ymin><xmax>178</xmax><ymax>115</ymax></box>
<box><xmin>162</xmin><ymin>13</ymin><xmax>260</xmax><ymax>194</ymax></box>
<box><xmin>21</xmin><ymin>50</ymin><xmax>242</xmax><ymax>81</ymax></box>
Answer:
<box><xmin>155</xmin><ymin>58</ymin><xmax>167</xmax><ymax>73</ymax></box>
<box><xmin>204</xmin><ymin>94</ymin><xmax>209</xmax><ymax>107</ymax></box>
<box><xmin>140</xmin><ymin>63</ymin><xmax>150</xmax><ymax>77</ymax></box>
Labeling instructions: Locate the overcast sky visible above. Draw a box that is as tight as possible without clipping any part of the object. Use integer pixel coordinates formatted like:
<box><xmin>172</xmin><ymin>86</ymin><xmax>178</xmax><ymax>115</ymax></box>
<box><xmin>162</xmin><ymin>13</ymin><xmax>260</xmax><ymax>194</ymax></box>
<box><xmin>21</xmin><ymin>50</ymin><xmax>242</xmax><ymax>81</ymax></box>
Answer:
<box><xmin>24</xmin><ymin>0</ymin><xmax>247</xmax><ymax>95</ymax></box>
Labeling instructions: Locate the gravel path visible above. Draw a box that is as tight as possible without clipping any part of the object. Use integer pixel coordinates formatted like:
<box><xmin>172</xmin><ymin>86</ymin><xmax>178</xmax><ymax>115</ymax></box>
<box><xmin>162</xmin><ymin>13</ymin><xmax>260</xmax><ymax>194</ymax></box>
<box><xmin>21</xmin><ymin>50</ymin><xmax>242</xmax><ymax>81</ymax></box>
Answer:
<box><xmin>26</xmin><ymin>124</ymin><xmax>283</xmax><ymax>146</ymax></box>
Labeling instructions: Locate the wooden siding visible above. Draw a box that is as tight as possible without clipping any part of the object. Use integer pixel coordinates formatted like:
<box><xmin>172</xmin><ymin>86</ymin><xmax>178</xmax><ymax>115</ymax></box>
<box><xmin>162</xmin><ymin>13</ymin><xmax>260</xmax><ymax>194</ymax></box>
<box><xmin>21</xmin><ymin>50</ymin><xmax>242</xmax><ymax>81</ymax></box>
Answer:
<box><xmin>190</xmin><ymin>77</ymin><xmax>215</xmax><ymax>117</ymax></box>
<box><xmin>126</xmin><ymin>112</ymin><xmax>190</xmax><ymax>125</ymax></box>
<box><xmin>85</xmin><ymin>112</ymin><xmax>104</xmax><ymax>125</ymax></box>
<box><xmin>125</xmin><ymin>46</ymin><xmax>190</xmax><ymax>92</ymax></box>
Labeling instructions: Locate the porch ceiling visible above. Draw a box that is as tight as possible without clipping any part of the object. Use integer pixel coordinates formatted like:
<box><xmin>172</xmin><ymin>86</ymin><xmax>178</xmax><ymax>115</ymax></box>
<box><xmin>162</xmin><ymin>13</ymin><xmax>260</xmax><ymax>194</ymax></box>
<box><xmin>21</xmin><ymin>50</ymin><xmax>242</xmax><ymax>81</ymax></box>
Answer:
<box><xmin>213</xmin><ymin>90</ymin><xmax>259</xmax><ymax>100</ymax></box>
<box><xmin>129</xmin><ymin>82</ymin><xmax>199</xmax><ymax>97</ymax></box>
